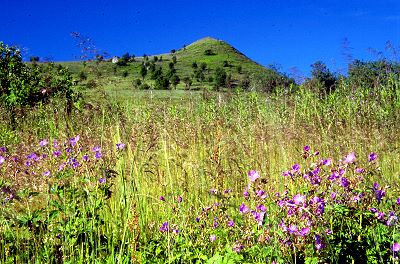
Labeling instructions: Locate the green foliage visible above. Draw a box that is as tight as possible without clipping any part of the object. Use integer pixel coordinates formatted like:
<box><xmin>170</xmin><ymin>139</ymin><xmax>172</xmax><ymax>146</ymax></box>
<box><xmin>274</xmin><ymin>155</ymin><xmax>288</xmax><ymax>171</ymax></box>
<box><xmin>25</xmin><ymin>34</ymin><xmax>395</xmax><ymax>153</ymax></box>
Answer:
<box><xmin>0</xmin><ymin>42</ymin><xmax>74</xmax><ymax>111</ymax></box>
<box><xmin>204</xmin><ymin>49</ymin><xmax>214</xmax><ymax>56</ymax></box>
<box><xmin>155</xmin><ymin>75</ymin><xmax>170</xmax><ymax>90</ymax></box>
<box><xmin>214</xmin><ymin>67</ymin><xmax>227</xmax><ymax>90</ymax></box>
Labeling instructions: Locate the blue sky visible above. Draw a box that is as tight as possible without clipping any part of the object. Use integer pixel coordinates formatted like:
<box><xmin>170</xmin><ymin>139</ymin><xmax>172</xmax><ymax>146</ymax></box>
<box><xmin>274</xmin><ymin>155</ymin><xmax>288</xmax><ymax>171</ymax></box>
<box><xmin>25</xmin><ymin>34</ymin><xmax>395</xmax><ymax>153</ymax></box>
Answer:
<box><xmin>3</xmin><ymin>0</ymin><xmax>400</xmax><ymax>76</ymax></box>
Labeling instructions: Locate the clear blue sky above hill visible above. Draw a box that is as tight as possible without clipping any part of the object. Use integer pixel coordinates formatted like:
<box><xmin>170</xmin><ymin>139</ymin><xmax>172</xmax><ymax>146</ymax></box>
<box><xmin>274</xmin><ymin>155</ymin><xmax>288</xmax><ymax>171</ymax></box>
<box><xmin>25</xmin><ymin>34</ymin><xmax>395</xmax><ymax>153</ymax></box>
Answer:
<box><xmin>3</xmin><ymin>0</ymin><xmax>400</xmax><ymax>76</ymax></box>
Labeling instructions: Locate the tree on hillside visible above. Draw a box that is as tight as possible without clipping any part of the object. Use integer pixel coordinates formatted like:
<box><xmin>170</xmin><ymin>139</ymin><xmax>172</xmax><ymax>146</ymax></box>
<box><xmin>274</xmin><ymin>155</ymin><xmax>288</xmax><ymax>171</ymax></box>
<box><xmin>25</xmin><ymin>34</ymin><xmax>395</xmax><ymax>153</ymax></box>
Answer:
<box><xmin>170</xmin><ymin>74</ymin><xmax>180</xmax><ymax>89</ymax></box>
<box><xmin>155</xmin><ymin>76</ymin><xmax>170</xmax><ymax>90</ymax></box>
<box><xmin>192</xmin><ymin>61</ymin><xmax>198</xmax><ymax>69</ymax></box>
<box><xmin>140</xmin><ymin>64</ymin><xmax>147</xmax><ymax>80</ymax></box>
<box><xmin>183</xmin><ymin>76</ymin><xmax>192</xmax><ymax>90</ymax></box>
<box><xmin>214</xmin><ymin>67</ymin><xmax>227</xmax><ymax>91</ymax></box>
<box><xmin>153</xmin><ymin>56</ymin><xmax>158</xmax><ymax>62</ymax></box>
<box><xmin>172</xmin><ymin>55</ymin><xmax>177</xmax><ymax>64</ymax></box>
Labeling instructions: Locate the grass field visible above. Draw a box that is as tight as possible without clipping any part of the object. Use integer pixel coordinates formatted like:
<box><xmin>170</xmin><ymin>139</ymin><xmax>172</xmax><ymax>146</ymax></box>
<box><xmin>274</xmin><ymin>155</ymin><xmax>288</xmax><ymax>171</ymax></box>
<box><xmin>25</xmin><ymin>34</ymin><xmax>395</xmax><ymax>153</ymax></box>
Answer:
<box><xmin>1</xmin><ymin>78</ymin><xmax>400</xmax><ymax>262</ymax></box>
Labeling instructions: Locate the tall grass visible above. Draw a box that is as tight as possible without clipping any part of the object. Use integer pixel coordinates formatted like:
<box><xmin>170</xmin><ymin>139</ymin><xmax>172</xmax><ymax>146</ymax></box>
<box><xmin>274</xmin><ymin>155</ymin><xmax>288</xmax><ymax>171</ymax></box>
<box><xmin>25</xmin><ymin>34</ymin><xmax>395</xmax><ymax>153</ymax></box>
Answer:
<box><xmin>0</xmin><ymin>76</ymin><xmax>399</xmax><ymax>262</ymax></box>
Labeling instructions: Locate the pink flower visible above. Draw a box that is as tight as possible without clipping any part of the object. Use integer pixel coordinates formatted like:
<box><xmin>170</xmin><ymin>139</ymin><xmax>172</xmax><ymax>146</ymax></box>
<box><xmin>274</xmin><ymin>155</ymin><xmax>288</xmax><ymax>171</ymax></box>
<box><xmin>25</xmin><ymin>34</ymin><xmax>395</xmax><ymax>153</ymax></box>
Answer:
<box><xmin>210</xmin><ymin>235</ymin><xmax>216</xmax><ymax>242</ymax></box>
<box><xmin>391</xmin><ymin>242</ymin><xmax>400</xmax><ymax>252</ymax></box>
<box><xmin>248</xmin><ymin>170</ymin><xmax>260</xmax><ymax>182</ymax></box>
<box><xmin>344</xmin><ymin>152</ymin><xmax>356</xmax><ymax>164</ymax></box>
<box><xmin>293</xmin><ymin>194</ymin><xmax>306</xmax><ymax>205</ymax></box>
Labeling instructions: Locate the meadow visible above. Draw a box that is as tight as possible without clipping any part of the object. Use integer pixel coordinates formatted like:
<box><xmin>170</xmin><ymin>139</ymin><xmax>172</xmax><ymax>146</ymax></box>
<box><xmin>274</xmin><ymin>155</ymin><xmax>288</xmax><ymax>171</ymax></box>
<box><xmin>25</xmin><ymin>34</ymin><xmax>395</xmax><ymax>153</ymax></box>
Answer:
<box><xmin>1</xmin><ymin>74</ymin><xmax>400</xmax><ymax>263</ymax></box>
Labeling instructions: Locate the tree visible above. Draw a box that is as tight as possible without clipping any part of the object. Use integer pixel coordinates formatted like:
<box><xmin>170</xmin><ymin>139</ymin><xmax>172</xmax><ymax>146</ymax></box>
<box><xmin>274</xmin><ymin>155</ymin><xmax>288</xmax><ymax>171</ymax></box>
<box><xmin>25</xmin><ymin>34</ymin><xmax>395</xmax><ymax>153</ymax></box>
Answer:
<box><xmin>30</xmin><ymin>56</ymin><xmax>40</xmax><ymax>63</ymax></box>
<box><xmin>170</xmin><ymin>74</ymin><xmax>180</xmax><ymax>89</ymax></box>
<box><xmin>170</xmin><ymin>49</ymin><xmax>176</xmax><ymax>54</ymax></box>
<box><xmin>155</xmin><ymin>76</ymin><xmax>170</xmax><ymax>90</ymax></box>
<box><xmin>153</xmin><ymin>56</ymin><xmax>158</xmax><ymax>62</ymax></box>
<box><xmin>214</xmin><ymin>67</ymin><xmax>227</xmax><ymax>90</ymax></box>
<box><xmin>140</xmin><ymin>64</ymin><xmax>147</xmax><ymax>80</ymax></box>
<box><xmin>172</xmin><ymin>55</ymin><xmax>177</xmax><ymax>64</ymax></box>
<box><xmin>0</xmin><ymin>42</ymin><xmax>75</xmax><ymax>125</ymax></box>
<box><xmin>117</xmin><ymin>52</ymin><xmax>130</xmax><ymax>66</ymax></box>
<box><xmin>183</xmin><ymin>76</ymin><xmax>192</xmax><ymax>90</ymax></box>
<box><xmin>310</xmin><ymin>61</ymin><xmax>337</xmax><ymax>92</ymax></box>
<box><xmin>204</xmin><ymin>49</ymin><xmax>214</xmax><ymax>56</ymax></box>
<box><xmin>237</xmin><ymin>65</ymin><xmax>242</xmax><ymax>74</ymax></box>
<box><xmin>192</xmin><ymin>62</ymin><xmax>198</xmax><ymax>69</ymax></box>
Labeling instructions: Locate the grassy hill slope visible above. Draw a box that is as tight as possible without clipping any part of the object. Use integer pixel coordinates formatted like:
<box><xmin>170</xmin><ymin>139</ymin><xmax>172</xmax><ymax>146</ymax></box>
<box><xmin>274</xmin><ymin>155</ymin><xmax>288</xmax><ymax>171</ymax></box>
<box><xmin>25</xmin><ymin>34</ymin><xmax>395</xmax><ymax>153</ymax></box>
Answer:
<box><xmin>60</xmin><ymin>37</ymin><xmax>293</xmax><ymax>98</ymax></box>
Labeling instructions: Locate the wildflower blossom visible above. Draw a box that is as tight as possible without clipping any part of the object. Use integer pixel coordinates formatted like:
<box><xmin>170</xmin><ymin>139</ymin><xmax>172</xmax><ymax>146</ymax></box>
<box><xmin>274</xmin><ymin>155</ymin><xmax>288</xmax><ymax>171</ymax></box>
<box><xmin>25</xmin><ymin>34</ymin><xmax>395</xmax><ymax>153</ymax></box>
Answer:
<box><xmin>392</xmin><ymin>242</ymin><xmax>400</xmax><ymax>252</ymax></box>
<box><xmin>340</xmin><ymin>177</ymin><xmax>350</xmax><ymax>188</ymax></box>
<box><xmin>0</xmin><ymin>156</ymin><xmax>5</xmax><ymax>165</ymax></box>
<box><xmin>315</xmin><ymin>234</ymin><xmax>325</xmax><ymax>250</ymax></box>
<box><xmin>39</xmin><ymin>139</ymin><xmax>48</xmax><ymax>147</ymax></box>
<box><xmin>177</xmin><ymin>196</ymin><xmax>183</xmax><ymax>203</ymax></box>
<box><xmin>248</xmin><ymin>170</ymin><xmax>260</xmax><ymax>182</ymax></box>
<box><xmin>368</xmin><ymin>152</ymin><xmax>377</xmax><ymax>162</ymax></box>
<box><xmin>298</xmin><ymin>227</ymin><xmax>310</xmax><ymax>236</ymax></box>
<box><xmin>240</xmin><ymin>203</ymin><xmax>249</xmax><ymax>214</ymax></box>
<box><xmin>116</xmin><ymin>142</ymin><xmax>125</xmax><ymax>150</ymax></box>
<box><xmin>227</xmin><ymin>220</ymin><xmax>235</xmax><ymax>227</ymax></box>
<box><xmin>99</xmin><ymin>178</ymin><xmax>106</xmax><ymax>184</ymax></box>
<box><xmin>210</xmin><ymin>235</ymin><xmax>216</xmax><ymax>242</ymax></box>
<box><xmin>291</xmin><ymin>164</ymin><xmax>300</xmax><ymax>173</ymax></box>
<box><xmin>344</xmin><ymin>152</ymin><xmax>356</xmax><ymax>164</ymax></box>
<box><xmin>304</xmin><ymin>145</ymin><xmax>310</xmax><ymax>152</ymax></box>
<box><xmin>43</xmin><ymin>171</ymin><xmax>51</xmax><ymax>177</ymax></box>
<box><xmin>95</xmin><ymin>152</ymin><xmax>102</xmax><ymax>159</ymax></box>
<box><xmin>159</xmin><ymin>196</ymin><xmax>165</xmax><ymax>201</ymax></box>
<box><xmin>293</xmin><ymin>194</ymin><xmax>306</xmax><ymax>205</ymax></box>
<box><xmin>160</xmin><ymin>221</ymin><xmax>169</xmax><ymax>232</ymax></box>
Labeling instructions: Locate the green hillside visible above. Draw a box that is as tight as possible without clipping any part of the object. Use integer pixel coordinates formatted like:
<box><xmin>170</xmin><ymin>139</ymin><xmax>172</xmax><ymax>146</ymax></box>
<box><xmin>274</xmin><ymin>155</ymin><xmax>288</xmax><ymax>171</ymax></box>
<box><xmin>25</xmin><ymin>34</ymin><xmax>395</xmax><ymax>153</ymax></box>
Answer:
<box><xmin>61</xmin><ymin>37</ymin><xmax>293</xmax><ymax>96</ymax></box>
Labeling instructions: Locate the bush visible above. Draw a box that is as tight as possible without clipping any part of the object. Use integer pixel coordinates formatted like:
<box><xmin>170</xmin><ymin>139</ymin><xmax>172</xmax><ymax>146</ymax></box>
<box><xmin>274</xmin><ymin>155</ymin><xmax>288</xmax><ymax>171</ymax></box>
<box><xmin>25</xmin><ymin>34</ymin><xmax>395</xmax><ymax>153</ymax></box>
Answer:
<box><xmin>0</xmin><ymin>42</ymin><xmax>75</xmax><ymax>117</ymax></box>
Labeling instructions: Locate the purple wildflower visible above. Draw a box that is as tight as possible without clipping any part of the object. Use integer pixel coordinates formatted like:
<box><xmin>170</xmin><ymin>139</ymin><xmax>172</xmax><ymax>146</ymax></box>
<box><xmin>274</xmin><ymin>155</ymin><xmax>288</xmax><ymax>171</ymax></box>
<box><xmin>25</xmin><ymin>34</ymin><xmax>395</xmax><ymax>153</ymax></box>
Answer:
<box><xmin>291</xmin><ymin>164</ymin><xmax>300</xmax><ymax>173</ymax></box>
<box><xmin>239</xmin><ymin>203</ymin><xmax>249</xmax><ymax>214</ymax></box>
<box><xmin>53</xmin><ymin>150</ymin><xmax>61</xmax><ymax>157</ymax></box>
<box><xmin>368</xmin><ymin>152</ymin><xmax>377</xmax><ymax>162</ymax></box>
<box><xmin>392</xmin><ymin>242</ymin><xmax>400</xmax><ymax>252</ymax></box>
<box><xmin>227</xmin><ymin>220</ymin><xmax>235</xmax><ymax>227</ymax></box>
<box><xmin>315</xmin><ymin>234</ymin><xmax>325</xmax><ymax>250</ymax></box>
<box><xmin>159</xmin><ymin>196</ymin><xmax>165</xmax><ymax>201</ymax></box>
<box><xmin>0</xmin><ymin>147</ymin><xmax>5</xmax><ymax>152</ymax></box>
<box><xmin>210</xmin><ymin>235</ymin><xmax>216</xmax><ymax>242</ymax></box>
<box><xmin>177</xmin><ymin>196</ymin><xmax>183</xmax><ymax>203</ymax></box>
<box><xmin>304</xmin><ymin>145</ymin><xmax>310</xmax><ymax>152</ymax></box>
<box><xmin>248</xmin><ymin>170</ymin><xmax>260</xmax><ymax>182</ymax></box>
<box><xmin>375</xmin><ymin>189</ymin><xmax>386</xmax><ymax>202</ymax></box>
<box><xmin>243</xmin><ymin>189</ymin><xmax>249</xmax><ymax>199</ymax></box>
<box><xmin>95</xmin><ymin>152</ymin><xmax>102</xmax><ymax>159</ymax></box>
<box><xmin>160</xmin><ymin>221</ymin><xmax>169</xmax><ymax>232</ymax></box>
<box><xmin>116</xmin><ymin>143</ymin><xmax>125</xmax><ymax>150</ymax></box>
<box><xmin>213</xmin><ymin>217</ymin><xmax>219</xmax><ymax>228</ymax></box>
<box><xmin>233</xmin><ymin>243</ymin><xmax>244</xmax><ymax>253</ymax></box>
<box><xmin>369</xmin><ymin>207</ymin><xmax>378</xmax><ymax>213</ymax></box>
<box><xmin>256</xmin><ymin>189</ymin><xmax>266</xmax><ymax>198</ymax></box>
<box><xmin>397</xmin><ymin>198</ymin><xmax>400</xmax><ymax>205</ymax></box>
<box><xmin>92</xmin><ymin>146</ymin><xmax>101</xmax><ymax>152</ymax></box>
<box><xmin>356</xmin><ymin>167</ymin><xmax>364</xmax><ymax>174</ymax></box>
<box><xmin>256</xmin><ymin>204</ymin><xmax>266</xmax><ymax>212</ymax></box>
<box><xmin>344</xmin><ymin>152</ymin><xmax>356</xmax><ymax>164</ymax></box>
<box><xmin>322</xmin><ymin>158</ymin><xmax>332</xmax><ymax>166</ymax></box>
<box><xmin>99</xmin><ymin>178</ymin><xmax>106</xmax><ymax>184</ymax></box>
<box><xmin>53</xmin><ymin>139</ymin><xmax>58</xmax><ymax>149</ymax></box>
<box><xmin>288</xmin><ymin>225</ymin><xmax>298</xmax><ymax>234</ymax></box>
<box><xmin>298</xmin><ymin>227</ymin><xmax>310</xmax><ymax>236</ymax></box>
<box><xmin>69</xmin><ymin>136</ymin><xmax>80</xmax><ymax>146</ymax></box>
<box><xmin>293</xmin><ymin>194</ymin><xmax>306</xmax><ymax>205</ymax></box>
<box><xmin>210</xmin><ymin>188</ymin><xmax>217</xmax><ymax>195</ymax></box>
<box><xmin>0</xmin><ymin>156</ymin><xmax>5</xmax><ymax>165</ymax></box>
<box><xmin>39</xmin><ymin>139</ymin><xmax>48</xmax><ymax>147</ymax></box>
<box><xmin>82</xmin><ymin>155</ymin><xmax>89</xmax><ymax>161</ymax></box>
<box><xmin>340</xmin><ymin>177</ymin><xmax>350</xmax><ymax>188</ymax></box>
<box><xmin>43</xmin><ymin>171</ymin><xmax>51</xmax><ymax>177</ymax></box>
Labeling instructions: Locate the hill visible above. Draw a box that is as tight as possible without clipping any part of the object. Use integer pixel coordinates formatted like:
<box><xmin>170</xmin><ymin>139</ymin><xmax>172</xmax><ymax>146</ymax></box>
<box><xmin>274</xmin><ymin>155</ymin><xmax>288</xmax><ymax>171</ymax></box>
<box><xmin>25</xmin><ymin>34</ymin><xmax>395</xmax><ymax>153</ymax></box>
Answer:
<box><xmin>61</xmin><ymin>37</ymin><xmax>294</xmax><ymax>95</ymax></box>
